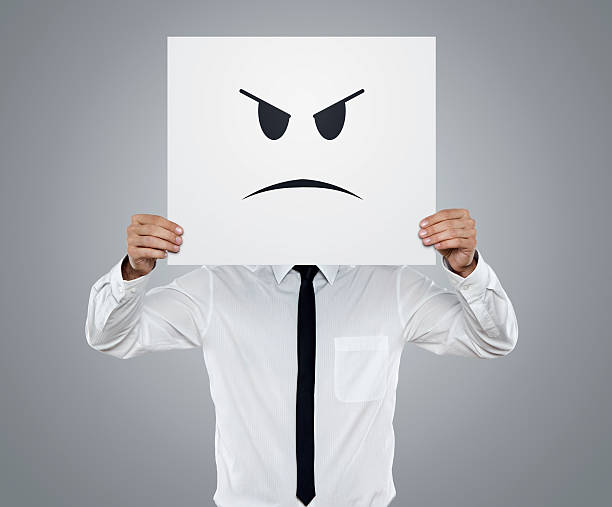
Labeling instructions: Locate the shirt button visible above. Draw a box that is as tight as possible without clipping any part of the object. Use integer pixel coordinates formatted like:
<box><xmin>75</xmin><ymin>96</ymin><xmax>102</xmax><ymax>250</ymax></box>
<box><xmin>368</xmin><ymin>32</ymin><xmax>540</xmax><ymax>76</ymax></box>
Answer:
<box><xmin>462</xmin><ymin>284</ymin><xmax>471</xmax><ymax>290</ymax></box>
<box><xmin>129</xmin><ymin>288</ymin><xmax>136</xmax><ymax>294</ymax></box>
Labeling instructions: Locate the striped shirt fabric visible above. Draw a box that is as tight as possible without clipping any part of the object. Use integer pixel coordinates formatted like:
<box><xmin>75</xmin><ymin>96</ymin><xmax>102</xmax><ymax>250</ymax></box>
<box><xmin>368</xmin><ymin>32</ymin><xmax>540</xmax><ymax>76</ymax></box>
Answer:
<box><xmin>85</xmin><ymin>250</ymin><xmax>518</xmax><ymax>507</ymax></box>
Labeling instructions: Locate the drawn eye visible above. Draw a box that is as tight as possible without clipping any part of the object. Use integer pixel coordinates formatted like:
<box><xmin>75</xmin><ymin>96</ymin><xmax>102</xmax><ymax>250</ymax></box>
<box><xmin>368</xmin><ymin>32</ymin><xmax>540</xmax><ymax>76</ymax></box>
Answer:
<box><xmin>313</xmin><ymin>89</ymin><xmax>364</xmax><ymax>140</ymax></box>
<box><xmin>239</xmin><ymin>89</ymin><xmax>290</xmax><ymax>140</ymax></box>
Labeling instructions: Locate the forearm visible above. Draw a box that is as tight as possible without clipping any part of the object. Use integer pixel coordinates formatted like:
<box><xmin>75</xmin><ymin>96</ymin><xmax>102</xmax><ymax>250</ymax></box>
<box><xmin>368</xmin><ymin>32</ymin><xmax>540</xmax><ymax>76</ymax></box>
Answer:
<box><xmin>85</xmin><ymin>255</ymin><xmax>209</xmax><ymax>359</ymax></box>
<box><xmin>86</xmin><ymin>255</ymin><xmax>153</xmax><ymax>358</ymax></box>
<box><xmin>401</xmin><ymin>251</ymin><xmax>518</xmax><ymax>358</ymax></box>
<box><xmin>443</xmin><ymin>252</ymin><xmax>517</xmax><ymax>356</ymax></box>
<box><xmin>121</xmin><ymin>253</ymin><xmax>155</xmax><ymax>281</ymax></box>
<box><xmin>447</xmin><ymin>255</ymin><xmax>478</xmax><ymax>278</ymax></box>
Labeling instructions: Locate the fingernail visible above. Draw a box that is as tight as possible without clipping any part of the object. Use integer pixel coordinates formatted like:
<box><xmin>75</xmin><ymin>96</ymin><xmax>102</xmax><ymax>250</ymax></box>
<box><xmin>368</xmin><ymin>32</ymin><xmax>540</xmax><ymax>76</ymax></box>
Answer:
<box><xmin>173</xmin><ymin>244</ymin><xmax>180</xmax><ymax>251</ymax></box>
<box><xmin>176</xmin><ymin>236</ymin><xmax>182</xmax><ymax>244</ymax></box>
<box><xmin>420</xmin><ymin>220</ymin><xmax>428</xmax><ymax>227</ymax></box>
<box><xmin>419</xmin><ymin>229</ymin><xmax>427</xmax><ymax>236</ymax></box>
<box><xmin>424</xmin><ymin>238</ymin><xmax>431</xmax><ymax>244</ymax></box>
<box><xmin>176</xmin><ymin>226</ymin><xmax>183</xmax><ymax>234</ymax></box>
<box><xmin>435</xmin><ymin>243</ymin><xmax>441</xmax><ymax>248</ymax></box>
<box><xmin>164</xmin><ymin>251</ymin><xmax>167</xmax><ymax>256</ymax></box>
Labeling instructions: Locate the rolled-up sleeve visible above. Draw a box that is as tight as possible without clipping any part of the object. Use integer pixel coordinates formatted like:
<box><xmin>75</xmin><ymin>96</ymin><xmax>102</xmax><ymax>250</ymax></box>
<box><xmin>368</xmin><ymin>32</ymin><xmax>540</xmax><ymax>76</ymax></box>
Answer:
<box><xmin>85</xmin><ymin>254</ymin><xmax>213</xmax><ymax>359</ymax></box>
<box><xmin>398</xmin><ymin>250</ymin><xmax>518</xmax><ymax>358</ymax></box>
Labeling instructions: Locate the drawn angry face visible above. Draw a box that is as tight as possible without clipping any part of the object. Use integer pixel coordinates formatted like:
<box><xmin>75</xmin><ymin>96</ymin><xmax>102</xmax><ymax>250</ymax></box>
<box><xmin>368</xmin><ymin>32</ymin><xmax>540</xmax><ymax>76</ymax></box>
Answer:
<box><xmin>239</xmin><ymin>88</ymin><xmax>365</xmax><ymax>200</ymax></box>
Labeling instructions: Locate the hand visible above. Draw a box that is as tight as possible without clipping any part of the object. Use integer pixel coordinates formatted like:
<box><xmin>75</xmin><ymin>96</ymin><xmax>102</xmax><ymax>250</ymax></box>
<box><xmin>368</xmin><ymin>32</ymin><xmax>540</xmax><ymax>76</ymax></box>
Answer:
<box><xmin>418</xmin><ymin>208</ymin><xmax>477</xmax><ymax>277</ymax></box>
<box><xmin>123</xmin><ymin>214</ymin><xmax>184</xmax><ymax>280</ymax></box>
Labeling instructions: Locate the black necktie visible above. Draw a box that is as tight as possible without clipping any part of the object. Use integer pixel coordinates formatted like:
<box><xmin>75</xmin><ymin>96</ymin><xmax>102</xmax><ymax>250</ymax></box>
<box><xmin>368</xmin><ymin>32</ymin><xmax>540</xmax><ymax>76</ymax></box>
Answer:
<box><xmin>293</xmin><ymin>265</ymin><xmax>318</xmax><ymax>506</ymax></box>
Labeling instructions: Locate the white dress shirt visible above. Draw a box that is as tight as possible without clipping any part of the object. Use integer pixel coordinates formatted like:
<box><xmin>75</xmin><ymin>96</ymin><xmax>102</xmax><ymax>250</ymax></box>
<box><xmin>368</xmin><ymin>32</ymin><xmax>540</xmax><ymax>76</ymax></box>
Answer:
<box><xmin>85</xmin><ymin>251</ymin><xmax>518</xmax><ymax>507</ymax></box>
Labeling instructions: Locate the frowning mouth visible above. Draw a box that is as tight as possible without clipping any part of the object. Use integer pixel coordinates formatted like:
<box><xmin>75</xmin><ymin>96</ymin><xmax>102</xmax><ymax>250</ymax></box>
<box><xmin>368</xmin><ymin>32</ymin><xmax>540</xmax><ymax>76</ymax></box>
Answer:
<box><xmin>242</xmin><ymin>178</ymin><xmax>362</xmax><ymax>200</ymax></box>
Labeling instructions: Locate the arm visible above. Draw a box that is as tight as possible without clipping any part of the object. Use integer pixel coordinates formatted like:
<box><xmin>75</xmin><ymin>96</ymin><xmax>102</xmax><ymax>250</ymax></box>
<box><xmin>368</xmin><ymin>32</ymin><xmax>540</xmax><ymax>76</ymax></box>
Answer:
<box><xmin>85</xmin><ymin>213</ymin><xmax>210</xmax><ymax>359</ymax></box>
<box><xmin>85</xmin><ymin>253</ymin><xmax>212</xmax><ymax>359</ymax></box>
<box><xmin>398</xmin><ymin>249</ymin><xmax>518</xmax><ymax>358</ymax></box>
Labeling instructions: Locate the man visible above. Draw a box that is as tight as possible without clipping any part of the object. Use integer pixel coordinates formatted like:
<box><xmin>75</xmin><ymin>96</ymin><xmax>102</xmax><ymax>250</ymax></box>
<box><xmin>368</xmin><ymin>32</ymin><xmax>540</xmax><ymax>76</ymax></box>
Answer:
<box><xmin>85</xmin><ymin>209</ymin><xmax>517</xmax><ymax>507</ymax></box>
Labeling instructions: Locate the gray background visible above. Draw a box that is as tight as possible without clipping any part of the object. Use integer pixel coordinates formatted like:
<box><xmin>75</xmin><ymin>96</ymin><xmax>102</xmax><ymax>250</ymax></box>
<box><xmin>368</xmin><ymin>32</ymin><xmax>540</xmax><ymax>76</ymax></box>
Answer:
<box><xmin>1</xmin><ymin>1</ymin><xmax>610</xmax><ymax>506</ymax></box>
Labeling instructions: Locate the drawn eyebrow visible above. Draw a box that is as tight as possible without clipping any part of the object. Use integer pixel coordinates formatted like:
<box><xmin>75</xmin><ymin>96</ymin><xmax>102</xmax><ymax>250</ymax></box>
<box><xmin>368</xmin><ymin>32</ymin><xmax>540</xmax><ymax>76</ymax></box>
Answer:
<box><xmin>239</xmin><ymin>89</ymin><xmax>291</xmax><ymax>116</ymax></box>
<box><xmin>314</xmin><ymin>89</ymin><xmax>365</xmax><ymax>116</ymax></box>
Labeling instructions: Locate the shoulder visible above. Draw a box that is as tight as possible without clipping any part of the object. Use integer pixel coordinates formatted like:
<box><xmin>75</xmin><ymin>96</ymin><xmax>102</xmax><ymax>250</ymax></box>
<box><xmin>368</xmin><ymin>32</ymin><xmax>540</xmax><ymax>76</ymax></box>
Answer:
<box><xmin>200</xmin><ymin>265</ymin><xmax>273</xmax><ymax>286</ymax></box>
<box><xmin>161</xmin><ymin>265</ymin><xmax>213</xmax><ymax>295</ymax></box>
<box><xmin>344</xmin><ymin>264</ymin><xmax>420</xmax><ymax>278</ymax></box>
<box><xmin>159</xmin><ymin>265</ymin><xmax>258</xmax><ymax>302</ymax></box>
<box><xmin>348</xmin><ymin>265</ymin><xmax>433</xmax><ymax>293</ymax></box>
<box><xmin>340</xmin><ymin>265</ymin><xmax>421</xmax><ymax>286</ymax></box>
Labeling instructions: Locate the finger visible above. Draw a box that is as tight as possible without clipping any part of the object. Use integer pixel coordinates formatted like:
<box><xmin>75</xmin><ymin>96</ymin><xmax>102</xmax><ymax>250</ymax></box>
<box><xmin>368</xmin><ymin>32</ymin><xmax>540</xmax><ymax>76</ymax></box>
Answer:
<box><xmin>131</xmin><ymin>214</ymin><xmax>183</xmax><ymax>234</ymax></box>
<box><xmin>420</xmin><ymin>208</ymin><xmax>469</xmax><ymax>228</ymax></box>
<box><xmin>131</xmin><ymin>223</ymin><xmax>182</xmax><ymax>245</ymax></box>
<box><xmin>433</xmin><ymin>238</ymin><xmax>477</xmax><ymax>250</ymax></box>
<box><xmin>129</xmin><ymin>234</ymin><xmax>181</xmax><ymax>252</ymax></box>
<box><xmin>419</xmin><ymin>218</ymin><xmax>472</xmax><ymax>238</ymax></box>
<box><xmin>422</xmin><ymin>228</ymin><xmax>474</xmax><ymax>245</ymax></box>
<box><xmin>128</xmin><ymin>246</ymin><xmax>168</xmax><ymax>259</ymax></box>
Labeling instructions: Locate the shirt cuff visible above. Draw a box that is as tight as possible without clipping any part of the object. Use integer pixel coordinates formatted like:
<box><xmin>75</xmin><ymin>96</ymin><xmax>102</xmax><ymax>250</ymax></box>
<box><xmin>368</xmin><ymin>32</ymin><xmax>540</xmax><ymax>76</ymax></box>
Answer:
<box><xmin>442</xmin><ymin>250</ymin><xmax>491</xmax><ymax>303</ymax></box>
<box><xmin>109</xmin><ymin>254</ymin><xmax>154</xmax><ymax>303</ymax></box>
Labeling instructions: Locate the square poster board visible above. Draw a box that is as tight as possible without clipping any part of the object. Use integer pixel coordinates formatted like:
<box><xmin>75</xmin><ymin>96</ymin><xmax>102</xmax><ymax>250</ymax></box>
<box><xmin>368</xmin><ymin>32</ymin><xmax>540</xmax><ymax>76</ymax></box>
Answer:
<box><xmin>168</xmin><ymin>37</ymin><xmax>436</xmax><ymax>265</ymax></box>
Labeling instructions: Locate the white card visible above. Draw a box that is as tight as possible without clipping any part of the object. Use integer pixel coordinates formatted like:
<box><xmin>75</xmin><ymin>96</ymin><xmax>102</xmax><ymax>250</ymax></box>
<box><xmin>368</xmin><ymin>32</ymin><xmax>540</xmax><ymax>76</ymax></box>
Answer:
<box><xmin>167</xmin><ymin>37</ymin><xmax>436</xmax><ymax>265</ymax></box>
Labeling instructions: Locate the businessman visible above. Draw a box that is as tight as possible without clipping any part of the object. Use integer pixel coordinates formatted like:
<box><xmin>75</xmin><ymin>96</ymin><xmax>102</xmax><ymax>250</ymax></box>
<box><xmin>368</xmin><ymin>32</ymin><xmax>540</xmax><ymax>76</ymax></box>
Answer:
<box><xmin>86</xmin><ymin>208</ymin><xmax>518</xmax><ymax>507</ymax></box>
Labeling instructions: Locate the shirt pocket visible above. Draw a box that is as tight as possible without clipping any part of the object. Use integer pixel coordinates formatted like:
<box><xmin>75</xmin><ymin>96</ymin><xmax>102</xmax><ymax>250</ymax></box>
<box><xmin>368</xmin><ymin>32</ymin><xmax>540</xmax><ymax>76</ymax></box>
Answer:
<box><xmin>334</xmin><ymin>335</ymin><xmax>389</xmax><ymax>403</ymax></box>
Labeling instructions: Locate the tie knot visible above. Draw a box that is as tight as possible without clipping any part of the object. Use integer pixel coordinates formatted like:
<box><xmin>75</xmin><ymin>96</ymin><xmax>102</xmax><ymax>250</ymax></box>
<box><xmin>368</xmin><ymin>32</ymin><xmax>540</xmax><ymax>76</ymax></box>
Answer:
<box><xmin>293</xmin><ymin>265</ymin><xmax>319</xmax><ymax>283</ymax></box>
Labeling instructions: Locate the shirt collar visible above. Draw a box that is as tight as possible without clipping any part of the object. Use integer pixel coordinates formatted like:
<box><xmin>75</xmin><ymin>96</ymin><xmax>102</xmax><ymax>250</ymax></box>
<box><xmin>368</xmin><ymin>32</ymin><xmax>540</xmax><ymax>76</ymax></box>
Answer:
<box><xmin>271</xmin><ymin>265</ymin><xmax>339</xmax><ymax>285</ymax></box>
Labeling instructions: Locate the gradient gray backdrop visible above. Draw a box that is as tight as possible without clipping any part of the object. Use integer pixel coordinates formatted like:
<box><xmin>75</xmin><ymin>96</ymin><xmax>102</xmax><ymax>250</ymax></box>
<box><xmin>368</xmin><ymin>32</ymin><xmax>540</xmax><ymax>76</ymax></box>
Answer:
<box><xmin>1</xmin><ymin>1</ymin><xmax>611</xmax><ymax>506</ymax></box>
